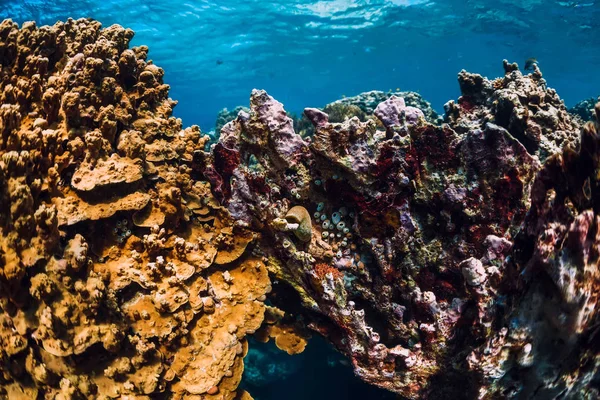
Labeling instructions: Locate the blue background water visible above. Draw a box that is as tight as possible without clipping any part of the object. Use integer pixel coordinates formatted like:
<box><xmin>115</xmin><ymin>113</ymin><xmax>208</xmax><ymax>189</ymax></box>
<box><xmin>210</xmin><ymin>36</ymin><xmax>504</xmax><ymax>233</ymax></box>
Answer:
<box><xmin>1</xmin><ymin>0</ymin><xmax>599</xmax><ymax>133</ymax></box>
<box><xmin>242</xmin><ymin>337</ymin><xmax>396</xmax><ymax>400</ymax></box>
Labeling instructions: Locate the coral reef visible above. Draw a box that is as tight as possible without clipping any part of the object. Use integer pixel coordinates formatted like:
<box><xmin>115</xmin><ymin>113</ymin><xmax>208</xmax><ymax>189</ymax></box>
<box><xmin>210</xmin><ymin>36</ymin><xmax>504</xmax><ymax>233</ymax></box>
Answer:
<box><xmin>329</xmin><ymin>90</ymin><xmax>442</xmax><ymax>125</ymax></box>
<box><xmin>1</xmin><ymin>17</ymin><xmax>598</xmax><ymax>400</ymax></box>
<box><xmin>294</xmin><ymin>90</ymin><xmax>442</xmax><ymax>138</ymax></box>
<box><xmin>254</xmin><ymin>306</ymin><xmax>309</xmax><ymax>355</ymax></box>
<box><xmin>466</xmin><ymin>103</ymin><xmax>600</xmax><ymax>399</ymax></box>
<box><xmin>444</xmin><ymin>60</ymin><xmax>581</xmax><ymax>162</ymax></box>
<box><xmin>215</xmin><ymin>106</ymin><xmax>249</xmax><ymax>137</ymax></box>
<box><xmin>206</xmin><ymin>61</ymin><xmax>595</xmax><ymax>398</ymax></box>
<box><xmin>218</xmin><ymin>90</ymin><xmax>441</xmax><ymax>140</ymax></box>
<box><xmin>569</xmin><ymin>95</ymin><xmax>600</xmax><ymax>121</ymax></box>
<box><xmin>208</xmin><ymin>87</ymin><xmax>537</xmax><ymax>397</ymax></box>
<box><xmin>0</xmin><ymin>18</ymin><xmax>266</xmax><ymax>399</ymax></box>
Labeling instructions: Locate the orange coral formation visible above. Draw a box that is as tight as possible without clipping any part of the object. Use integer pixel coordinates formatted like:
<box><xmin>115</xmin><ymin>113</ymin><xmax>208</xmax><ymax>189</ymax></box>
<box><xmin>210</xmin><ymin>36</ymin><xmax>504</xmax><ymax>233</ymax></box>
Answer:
<box><xmin>0</xmin><ymin>18</ymin><xmax>268</xmax><ymax>399</ymax></box>
<box><xmin>254</xmin><ymin>306</ymin><xmax>309</xmax><ymax>355</ymax></box>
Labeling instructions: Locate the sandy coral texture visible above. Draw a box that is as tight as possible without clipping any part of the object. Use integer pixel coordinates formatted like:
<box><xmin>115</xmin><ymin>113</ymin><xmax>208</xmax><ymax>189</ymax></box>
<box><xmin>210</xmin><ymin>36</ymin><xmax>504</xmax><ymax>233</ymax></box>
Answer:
<box><xmin>0</xmin><ymin>18</ymin><xmax>269</xmax><ymax>400</ymax></box>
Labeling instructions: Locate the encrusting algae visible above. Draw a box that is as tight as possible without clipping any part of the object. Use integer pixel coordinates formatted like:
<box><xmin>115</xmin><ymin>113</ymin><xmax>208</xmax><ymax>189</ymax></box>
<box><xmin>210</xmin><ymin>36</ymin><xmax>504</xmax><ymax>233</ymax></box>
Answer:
<box><xmin>1</xmin><ymin>18</ymin><xmax>599</xmax><ymax>400</ymax></box>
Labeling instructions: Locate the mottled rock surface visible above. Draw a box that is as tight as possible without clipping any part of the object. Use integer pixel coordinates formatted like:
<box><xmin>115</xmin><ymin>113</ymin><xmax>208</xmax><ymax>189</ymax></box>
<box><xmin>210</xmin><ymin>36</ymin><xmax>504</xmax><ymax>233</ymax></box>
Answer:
<box><xmin>208</xmin><ymin>65</ymin><xmax>598</xmax><ymax>398</ymax></box>
<box><xmin>209</xmin><ymin>87</ymin><xmax>539</xmax><ymax>398</ymax></box>
<box><xmin>215</xmin><ymin>106</ymin><xmax>249</xmax><ymax>137</ymax></box>
<box><xmin>218</xmin><ymin>90</ymin><xmax>442</xmax><ymax>140</ymax></box>
<box><xmin>468</xmin><ymin>105</ymin><xmax>600</xmax><ymax>399</ymax></box>
<box><xmin>295</xmin><ymin>89</ymin><xmax>442</xmax><ymax>138</ymax></box>
<box><xmin>445</xmin><ymin>60</ymin><xmax>581</xmax><ymax>162</ymax></box>
<box><xmin>330</xmin><ymin>90</ymin><xmax>442</xmax><ymax>125</ymax></box>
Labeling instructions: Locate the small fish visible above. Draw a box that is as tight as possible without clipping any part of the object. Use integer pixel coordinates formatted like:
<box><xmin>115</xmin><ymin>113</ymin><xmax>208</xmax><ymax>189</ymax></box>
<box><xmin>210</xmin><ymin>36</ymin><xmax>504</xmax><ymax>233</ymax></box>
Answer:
<box><xmin>524</xmin><ymin>57</ymin><xmax>537</xmax><ymax>71</ymax></box>
<box><xmin>216</xmin><ymin>59</ymin><xmax>224</xmax><ymax>65</ymax></box>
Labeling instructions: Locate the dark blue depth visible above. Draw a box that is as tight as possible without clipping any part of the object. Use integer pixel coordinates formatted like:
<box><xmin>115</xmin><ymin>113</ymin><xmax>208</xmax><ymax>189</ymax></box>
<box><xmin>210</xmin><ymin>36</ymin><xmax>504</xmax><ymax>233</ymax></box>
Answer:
<box><xmin>242</xmin><ymin>336</ymin><xmax>397</xmax><ymax>400</ymax></box>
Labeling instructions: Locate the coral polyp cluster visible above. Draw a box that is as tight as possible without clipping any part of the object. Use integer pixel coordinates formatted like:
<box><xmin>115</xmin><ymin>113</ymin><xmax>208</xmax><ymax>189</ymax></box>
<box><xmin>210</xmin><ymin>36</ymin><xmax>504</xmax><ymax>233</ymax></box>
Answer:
<box><xmin>1</xmin><ymin>18</ymin><xmax>599</xmax><ymax>400</ymax></box>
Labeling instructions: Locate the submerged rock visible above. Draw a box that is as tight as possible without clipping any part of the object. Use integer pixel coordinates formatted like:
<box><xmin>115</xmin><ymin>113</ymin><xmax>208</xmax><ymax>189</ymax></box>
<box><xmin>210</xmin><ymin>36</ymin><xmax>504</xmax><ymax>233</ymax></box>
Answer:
<box><xmin>329</xmin><ymin>89</ymin><xmax>442</xmax><ymax>124</ymax></box>
<box><xmin>208</xmin><ymin>85</ymin><xmax>541</xmax><ymax>398</ymax></box>
<box><xmin>216</xmin><ymin>105</ymin><xmax>250</xmax><ymax>136</ymax></box>
<box><xmin>444</xmin><ymin>60</ymin><xmax>581</xmax><ymax>162</ymax></box>
<box><xmin>220</xmin><ymin>90</ymin><xmax>442</xmax><ymax>139</ymax></box>
<box><xmin>207</xmin><ymin>63</ymin><xmax>596</xmax><ymax>398</ymax></box>
<box><xmin>295</xmin><ymin>89</ymin><xmax>442</xmax><ymax>137</ymax></box>
<box><xmin>469</xmin><ymin>105</ymin><xmax>600</xmax><ymax>399</ymax></box>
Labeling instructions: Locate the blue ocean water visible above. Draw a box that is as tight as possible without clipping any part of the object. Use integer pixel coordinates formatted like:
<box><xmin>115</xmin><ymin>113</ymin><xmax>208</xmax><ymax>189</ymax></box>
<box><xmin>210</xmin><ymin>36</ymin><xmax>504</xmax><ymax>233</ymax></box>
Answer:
<box><xmin>242</xmin><ymin>337</ymin><xmax>396</xmax><ymax>400</ymax></box>
<box><xmin>2</xmin><ymin>0</ymin><xmax>599</xmax><ymax>133</ymax></box>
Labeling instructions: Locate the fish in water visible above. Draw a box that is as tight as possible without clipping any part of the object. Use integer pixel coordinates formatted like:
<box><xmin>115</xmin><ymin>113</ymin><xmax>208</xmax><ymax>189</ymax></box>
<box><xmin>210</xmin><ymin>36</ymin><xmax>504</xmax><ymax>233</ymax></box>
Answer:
<box><xmin>216</xmin><ymin>59</ymin><xmax>224</xmax><ymax>65</ymax></box>
<box><xmin>524</xmin><ymin>57</ymin><xmax>538</xmax><ymax>71</ymax></box>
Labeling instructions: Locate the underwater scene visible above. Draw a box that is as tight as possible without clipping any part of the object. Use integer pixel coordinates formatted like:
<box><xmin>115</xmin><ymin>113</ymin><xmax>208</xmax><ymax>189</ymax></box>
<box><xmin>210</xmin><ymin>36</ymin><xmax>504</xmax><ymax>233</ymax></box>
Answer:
<box><xmin>0</xmin><ymin>1</ymin><xmax>599</xmax><ymax>399</ymax></box>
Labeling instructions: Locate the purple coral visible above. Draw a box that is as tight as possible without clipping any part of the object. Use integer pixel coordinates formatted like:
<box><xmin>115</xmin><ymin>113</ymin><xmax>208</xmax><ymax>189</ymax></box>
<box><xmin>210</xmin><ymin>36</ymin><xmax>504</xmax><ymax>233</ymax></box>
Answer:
<box><xmin>375</xmin><ymin>95</ymin><xmax>425</xmax><ymax>138</ymax></box>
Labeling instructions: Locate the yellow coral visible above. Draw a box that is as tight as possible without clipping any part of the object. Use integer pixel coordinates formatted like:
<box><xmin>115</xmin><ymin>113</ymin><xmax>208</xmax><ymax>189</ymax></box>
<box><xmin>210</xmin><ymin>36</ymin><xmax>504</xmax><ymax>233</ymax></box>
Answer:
<box><xmin>0</xmin><ymin>19</ymin><xmax>269</xmax><ymax>400</ymax></box>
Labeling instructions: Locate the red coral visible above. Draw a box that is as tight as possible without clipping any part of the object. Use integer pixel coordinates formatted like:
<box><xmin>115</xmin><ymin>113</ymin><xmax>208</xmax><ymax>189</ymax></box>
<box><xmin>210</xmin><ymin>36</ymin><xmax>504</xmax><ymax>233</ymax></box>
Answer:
<box><xmin>247</xmin><ymin>174</ymin><xmax>271</xmax><ymax>195</ymax></box>
<box><xmin>213</xmin><ymin>143</ymin><xmax>240</xmax><ymax>177</ymax></box>
<box><xmin>373</xmin><ymin>142</ymin><xmax>403</xmax><ymax>179</ymax></box>
<box><xmin>458</xmin><ymin>96</ymin><xmax>475</xmax><ymax>113</ymax></box>
<box><xmin>491</xmin><ymin>168</ymin><xmax>524</xmax><ymax>228</ymax></box>
<box><xmin>210</xmin><ymin>143</ymin><xmax>241</xmax><ymax>200</ymax></box>
<box><xmin>314</xmin><ymin>263</ymin><xmax>344</xmax><ymax>280</ymax></box>
<box><xmin>412</xmin><ymin>125</ymin><xmax>460</xmax><ymax>170</ymax></box>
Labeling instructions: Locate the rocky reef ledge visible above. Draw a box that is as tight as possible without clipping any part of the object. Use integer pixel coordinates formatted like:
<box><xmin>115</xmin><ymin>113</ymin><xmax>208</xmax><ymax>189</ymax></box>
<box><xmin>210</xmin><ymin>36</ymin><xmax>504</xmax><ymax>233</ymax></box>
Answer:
<box><xmin>1</xmin><ymin>19</ymin><xmax>598</xmax><ymax>400</ymax></box>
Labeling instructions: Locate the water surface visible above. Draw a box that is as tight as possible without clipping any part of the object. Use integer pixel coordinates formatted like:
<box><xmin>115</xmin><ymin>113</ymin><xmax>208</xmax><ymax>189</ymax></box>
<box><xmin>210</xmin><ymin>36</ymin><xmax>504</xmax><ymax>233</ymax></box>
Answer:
<box><xmin>2</xmin><ymin>0</ymin><xmax>598</xmax><ymax>131</ymax></box>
